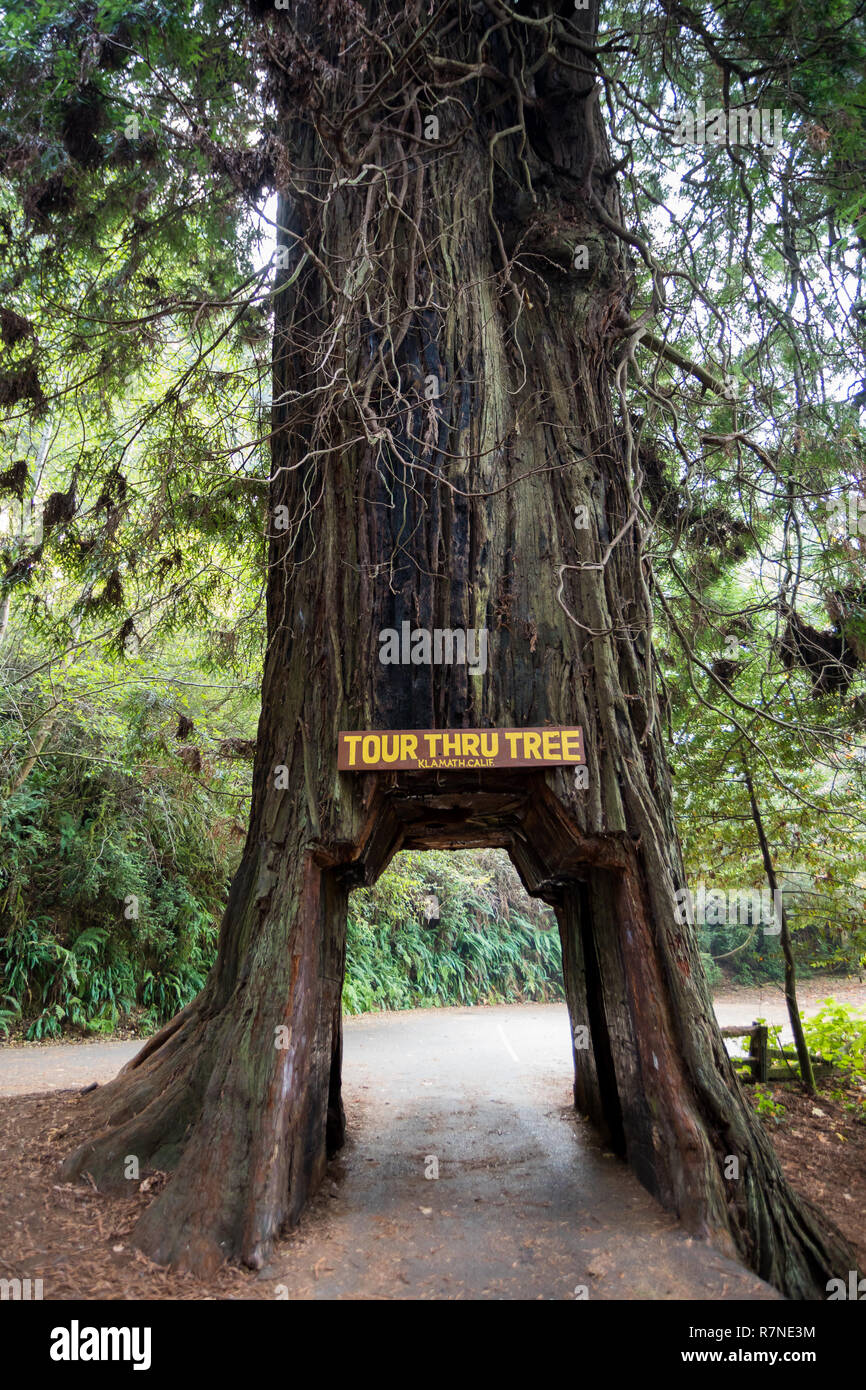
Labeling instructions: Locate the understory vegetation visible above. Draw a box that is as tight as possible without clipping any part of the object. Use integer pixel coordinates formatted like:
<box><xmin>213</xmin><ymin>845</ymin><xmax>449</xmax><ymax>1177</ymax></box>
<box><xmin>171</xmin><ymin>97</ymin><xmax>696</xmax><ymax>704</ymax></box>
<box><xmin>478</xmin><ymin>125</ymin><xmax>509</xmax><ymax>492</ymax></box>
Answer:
<box><xmin>0</xmin><ymin>659</ymin><xmax>252</xmax><ymax>1038</ymax></box>
<box><xmin>344</xmin><ymin>849</ymin><xmax>563</xmax><ymax>1014</ymax></box>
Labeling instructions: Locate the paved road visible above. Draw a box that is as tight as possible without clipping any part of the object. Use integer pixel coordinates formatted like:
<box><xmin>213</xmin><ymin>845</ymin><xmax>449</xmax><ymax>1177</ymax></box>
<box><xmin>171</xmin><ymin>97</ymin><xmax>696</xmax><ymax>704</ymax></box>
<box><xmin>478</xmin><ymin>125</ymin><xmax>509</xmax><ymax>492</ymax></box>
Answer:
<box><xmin>3</xmin><ymin>986</ymin><xmax>860</xmax><ymax>1299</ymax></box>
<box><xmin>0</xmin><ymin>1036</ymin><xmax>142</xmax><ymax>1095</ymax></box>
<box><xmin>2</xmin><ymin>977</ymin><xmax>860</xmax><ymax>1098</ymax></box>
<box><xmin>712</xmin><ymin>975</ymin><xmax>864</xmax><ymax>1036</ymax></box>
<box><xmin>256</xmin><ymin>1002</ymin><xmax>778</xmax><ymax>1299</ymax></box>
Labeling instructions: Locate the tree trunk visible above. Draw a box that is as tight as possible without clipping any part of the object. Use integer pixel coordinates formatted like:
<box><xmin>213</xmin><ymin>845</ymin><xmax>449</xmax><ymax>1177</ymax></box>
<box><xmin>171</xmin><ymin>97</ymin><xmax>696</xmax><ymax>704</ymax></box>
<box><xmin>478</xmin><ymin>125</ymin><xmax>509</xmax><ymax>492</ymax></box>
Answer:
<box><xmin>742</xmin><ymin>759</ymin><xmax>816</xmax><ymax>1092</ymax></box>
<box><xmin>61</xmin><ymin>0</ymin><xmax>856</xmax><ymax>1295</ymax></box>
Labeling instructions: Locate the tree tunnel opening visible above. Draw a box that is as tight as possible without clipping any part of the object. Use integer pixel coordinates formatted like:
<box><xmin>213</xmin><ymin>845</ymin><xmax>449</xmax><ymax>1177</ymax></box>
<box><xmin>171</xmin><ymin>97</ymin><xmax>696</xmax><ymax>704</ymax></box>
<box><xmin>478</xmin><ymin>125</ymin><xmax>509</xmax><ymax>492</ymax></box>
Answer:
<box><xmin>326</xmin><ymin>772</ymin><xmax>633</xmax><ymax>1184</ymax></box>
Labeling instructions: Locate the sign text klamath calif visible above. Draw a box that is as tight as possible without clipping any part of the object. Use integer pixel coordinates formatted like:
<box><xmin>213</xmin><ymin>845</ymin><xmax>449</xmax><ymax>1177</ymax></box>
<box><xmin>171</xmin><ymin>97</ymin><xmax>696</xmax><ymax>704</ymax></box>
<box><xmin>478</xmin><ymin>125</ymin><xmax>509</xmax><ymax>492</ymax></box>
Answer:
<box><xmin>338</xmin><ymin>727</ymin><xmax>584</xmax><ymax>772</ymax></box>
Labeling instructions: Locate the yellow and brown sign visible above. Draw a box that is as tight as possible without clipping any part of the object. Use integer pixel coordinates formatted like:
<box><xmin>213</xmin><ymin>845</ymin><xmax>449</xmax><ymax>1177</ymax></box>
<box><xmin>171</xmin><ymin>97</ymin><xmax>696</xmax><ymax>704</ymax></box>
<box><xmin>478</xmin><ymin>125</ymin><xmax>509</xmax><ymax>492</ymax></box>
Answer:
<box><xmin>338</xmin><ymin>727</ymin><xmax>584</xmax><ymax>772</ymax></box>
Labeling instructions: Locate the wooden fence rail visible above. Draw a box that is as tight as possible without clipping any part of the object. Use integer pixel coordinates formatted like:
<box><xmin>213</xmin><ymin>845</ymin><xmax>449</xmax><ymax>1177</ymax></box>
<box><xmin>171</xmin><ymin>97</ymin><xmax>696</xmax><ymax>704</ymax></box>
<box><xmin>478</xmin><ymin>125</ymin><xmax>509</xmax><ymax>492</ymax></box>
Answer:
<box><xmin>719</xmin><ymin>1021</ymin><xmax>833</xmax><ymax>1084</ymax></box>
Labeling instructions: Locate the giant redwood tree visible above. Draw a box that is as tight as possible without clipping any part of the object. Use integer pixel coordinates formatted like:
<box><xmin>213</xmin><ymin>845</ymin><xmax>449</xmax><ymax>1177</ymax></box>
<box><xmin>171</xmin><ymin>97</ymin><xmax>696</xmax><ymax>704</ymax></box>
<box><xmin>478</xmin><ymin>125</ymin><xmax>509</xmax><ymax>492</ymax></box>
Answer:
<box><xmin>25</xmin><ymin>0</ymin><xmax>857</xmax><ymax>1294</ymax></box>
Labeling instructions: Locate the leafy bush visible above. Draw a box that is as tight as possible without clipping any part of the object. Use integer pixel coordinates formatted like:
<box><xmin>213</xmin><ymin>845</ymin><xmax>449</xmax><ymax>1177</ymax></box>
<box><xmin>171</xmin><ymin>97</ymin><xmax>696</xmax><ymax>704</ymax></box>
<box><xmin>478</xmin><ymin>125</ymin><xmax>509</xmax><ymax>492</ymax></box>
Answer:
<box><xmin>0</xmin><ymin>680</ymin><xmax>240</xmax><ymax>1038</ymax></box>
<box><xmin>697</xmin><ymin>913</ymin><xmax>788</xmax><ymax>986</ymax></box>
<box><xmin>699</xmin><ymin>951</ymin><xmax>722</xmax><ymax>988</ymax></box>
<box><xmin>752</xmin><ymin>1084</ymin><xmax>786</xmax><ymax>1123</ymax></box>
<box><xmin>802</xmin><ymin>999</ymin><xmax>866</xmax><ymax>1095</ymax></box>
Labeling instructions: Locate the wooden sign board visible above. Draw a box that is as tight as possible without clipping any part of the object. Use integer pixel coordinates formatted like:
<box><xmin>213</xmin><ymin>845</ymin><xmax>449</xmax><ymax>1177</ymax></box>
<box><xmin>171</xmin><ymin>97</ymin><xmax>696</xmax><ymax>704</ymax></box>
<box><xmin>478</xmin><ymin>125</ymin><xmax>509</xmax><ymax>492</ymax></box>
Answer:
<box><xmin>338</xmin><ymin>727</ymin><xmax>584</xmax><ymax>772</ymax></box>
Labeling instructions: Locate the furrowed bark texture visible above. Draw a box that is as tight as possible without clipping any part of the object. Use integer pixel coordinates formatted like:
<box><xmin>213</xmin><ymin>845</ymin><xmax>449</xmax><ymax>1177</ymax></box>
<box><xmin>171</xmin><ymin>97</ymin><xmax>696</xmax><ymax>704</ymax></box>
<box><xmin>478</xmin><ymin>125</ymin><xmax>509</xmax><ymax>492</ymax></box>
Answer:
<box><xmin>62</xmin><ymin>0</ymin><xmax>856</xmax><ymax>1295</ymax></box>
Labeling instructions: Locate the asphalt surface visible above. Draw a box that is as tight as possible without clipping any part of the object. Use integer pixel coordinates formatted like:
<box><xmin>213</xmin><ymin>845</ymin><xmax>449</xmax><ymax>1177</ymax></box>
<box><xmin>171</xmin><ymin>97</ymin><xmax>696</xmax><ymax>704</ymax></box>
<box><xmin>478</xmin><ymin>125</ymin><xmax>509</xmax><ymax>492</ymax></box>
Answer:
<box><xmin>4</xmin><ymin>991</ymin><xmax>859</xmax><ymax>1299</ymax></box>
<box><xmin>3</xmin><ymin>977</ymin><xmax>860</xmax><ymax>1098</ymax></box>
<box><xmin>255</xmin><ymin>1002</ymin><xmax>779</xmax><ymax>1299</ymax></box>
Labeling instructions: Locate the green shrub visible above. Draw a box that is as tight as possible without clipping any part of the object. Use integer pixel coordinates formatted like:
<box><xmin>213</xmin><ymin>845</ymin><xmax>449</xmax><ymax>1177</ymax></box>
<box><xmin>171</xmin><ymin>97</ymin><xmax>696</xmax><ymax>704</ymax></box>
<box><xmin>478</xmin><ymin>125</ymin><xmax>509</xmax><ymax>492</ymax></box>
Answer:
<box><xmin>0</xmin><ymin>683</ymin><xmax>240</xmax><ymax>1038</ymax></box>
<box><xmin>802</xmin><ymin>999</ymin><xmax>866</xmax><ymax>1110</ymax></box>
